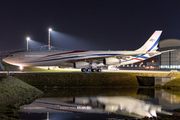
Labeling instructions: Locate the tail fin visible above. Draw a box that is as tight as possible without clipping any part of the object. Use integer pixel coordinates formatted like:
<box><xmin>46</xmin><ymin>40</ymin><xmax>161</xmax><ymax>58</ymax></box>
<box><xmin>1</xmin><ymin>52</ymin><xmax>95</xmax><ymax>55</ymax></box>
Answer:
<box><xmin>136</xmin><ymin>31</ymin><xmax>162</xmax><ymax>53</ymax></box>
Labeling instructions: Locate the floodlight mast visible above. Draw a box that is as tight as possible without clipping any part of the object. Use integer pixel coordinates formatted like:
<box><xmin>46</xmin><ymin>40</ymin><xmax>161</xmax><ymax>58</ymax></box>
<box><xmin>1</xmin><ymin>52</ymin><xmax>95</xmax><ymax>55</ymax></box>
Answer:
<box><xmin>48</xmin><ymin>28</ymin><xmax>52</xmax><ymax>51</ymax></box>
<box><xmin>26</xmin><ymin>37</ymin><xmax>30</xmax><ymax>51</ymax></box>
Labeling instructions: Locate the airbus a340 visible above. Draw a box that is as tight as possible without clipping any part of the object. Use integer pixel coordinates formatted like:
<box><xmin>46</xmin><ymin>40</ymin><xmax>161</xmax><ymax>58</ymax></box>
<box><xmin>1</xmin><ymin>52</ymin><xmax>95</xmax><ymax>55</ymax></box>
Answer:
<box><xmin>3</xmin><ymin>31</ymin><xmax>162</xmax><ymax>72</ymax></box>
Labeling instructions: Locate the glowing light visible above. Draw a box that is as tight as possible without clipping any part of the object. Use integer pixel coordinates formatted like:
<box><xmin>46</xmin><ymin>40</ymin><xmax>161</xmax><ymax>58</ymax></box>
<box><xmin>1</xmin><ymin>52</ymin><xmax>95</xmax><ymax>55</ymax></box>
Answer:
<box><xmin>26</xmin><ymin>37</ymin><xmax>30</xmax><ymax>41</ymax></box>
<box><xmin>48</xmin><ymin>28</ymin><xmax>52</xmax><ymax>31</ymax></box>
<box><xmin>19</xmin><ymin>66</ymin><xmax>23</xmax><ymax>70</ymax></box>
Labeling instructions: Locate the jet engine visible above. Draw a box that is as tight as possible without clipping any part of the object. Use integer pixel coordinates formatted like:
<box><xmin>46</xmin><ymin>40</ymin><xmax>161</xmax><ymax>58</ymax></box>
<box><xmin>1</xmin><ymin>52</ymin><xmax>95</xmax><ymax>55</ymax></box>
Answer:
<box><xmin>73</xmin><ymin>61</ymin><xmax>89</xmax><ymax>68</ymax></box>
<box><xmin>103</xmin><ymin>58</ymin><xmax>121</xmax><ymax>65</ymax></box>
<box><xmin>74</xmin><ymin>97</ymin><xmax>90</xmax><ymax>105</ymax></box>
<box><xmin>104</xmin><ymin>104</ymin><xmax>119</xmax><ymax>112</ymax></box>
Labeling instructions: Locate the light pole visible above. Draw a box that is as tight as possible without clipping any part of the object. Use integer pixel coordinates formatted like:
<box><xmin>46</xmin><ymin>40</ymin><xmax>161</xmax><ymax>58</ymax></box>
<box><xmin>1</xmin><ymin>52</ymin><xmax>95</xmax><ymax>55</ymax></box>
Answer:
<box><xmin>48</xmin><ymin>28</ymin><xmax>52</xmax><ymax>51</ymax></box>
<box><xmin>26</xmin><ymin>37</ymin><xmax>30</xmax><ymax>51</ymax></box>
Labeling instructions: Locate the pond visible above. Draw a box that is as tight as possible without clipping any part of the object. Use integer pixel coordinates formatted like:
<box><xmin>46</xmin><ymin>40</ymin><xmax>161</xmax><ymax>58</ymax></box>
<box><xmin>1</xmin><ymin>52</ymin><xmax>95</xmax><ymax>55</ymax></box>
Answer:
<box><xmin>18</xmin><ymin>88</ymin><xmax>180</xmax><ymax>120</ymax></box>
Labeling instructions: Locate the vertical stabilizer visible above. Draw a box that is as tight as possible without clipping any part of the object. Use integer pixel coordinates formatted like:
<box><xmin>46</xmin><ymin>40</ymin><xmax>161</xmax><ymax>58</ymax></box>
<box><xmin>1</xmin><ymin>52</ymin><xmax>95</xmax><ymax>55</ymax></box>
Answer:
<box><xmin>136</xmin><ymin>31</ymin><xmax>162</xmax><ymax>53</ymax></box>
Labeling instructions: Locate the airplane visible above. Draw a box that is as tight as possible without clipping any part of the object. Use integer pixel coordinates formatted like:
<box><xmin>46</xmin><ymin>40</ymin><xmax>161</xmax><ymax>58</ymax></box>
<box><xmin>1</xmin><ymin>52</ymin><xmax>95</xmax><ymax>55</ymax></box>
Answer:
<box><xmin>19</xmin><ymin>96</ymin><xmax>162</xmax><ymax>118</ymax></box>
<box><xmin>3</xmin><ymin>30</ymin><xmax>162</xmax><ymax>72</ymax></box>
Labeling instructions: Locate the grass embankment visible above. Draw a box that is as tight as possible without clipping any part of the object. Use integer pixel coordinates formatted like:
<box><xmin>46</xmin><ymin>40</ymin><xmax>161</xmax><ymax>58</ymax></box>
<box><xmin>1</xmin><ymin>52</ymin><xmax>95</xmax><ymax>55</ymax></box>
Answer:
<box><xmin>163</xmin><ymin>72</ymin><xmax>180</xmax><ymax>91</ymax></box>
<box><xmin>14</xmin><ymin>72</ymin><xmax>180</xmax><ymax>91</ymax></box>
<box><xmin>0</xmin><ymin>75</ymin><xmax>43</xmax><ymax>120</ymax></box>
<box><xmin>14</xmin><ymin>73</ymin><xmax>139</xmax><ymax>87</ymax></box>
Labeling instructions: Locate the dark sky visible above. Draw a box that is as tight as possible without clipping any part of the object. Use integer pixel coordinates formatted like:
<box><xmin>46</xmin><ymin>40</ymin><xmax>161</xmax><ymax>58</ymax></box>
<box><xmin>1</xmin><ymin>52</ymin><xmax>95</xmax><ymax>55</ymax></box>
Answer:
<box><xmin>1</xmin><ymin>0</ymin><xmax>180</xmax><ymax>52</ymax></box>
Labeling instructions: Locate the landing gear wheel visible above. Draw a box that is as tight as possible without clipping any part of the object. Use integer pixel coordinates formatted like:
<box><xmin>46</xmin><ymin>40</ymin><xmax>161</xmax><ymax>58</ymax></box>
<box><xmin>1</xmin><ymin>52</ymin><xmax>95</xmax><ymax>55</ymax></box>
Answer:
<box><xmin>91</xmin><ymin>69</ymin><xmax>96</xmax><ymax>72</ymax></box>
<box><xmin>96</xmin><ymin>68</ymin><xmax>101</xmax><ymax>72</ymax></box>
<box><xmin>86</xmin><ymin>68</ymin><xmax>91</xmax><ymax>72</ymax></box>
<box><xmin>81</xmin><ymin>68</ymin><xmax>86</xmax><ymax>72</ymax></box>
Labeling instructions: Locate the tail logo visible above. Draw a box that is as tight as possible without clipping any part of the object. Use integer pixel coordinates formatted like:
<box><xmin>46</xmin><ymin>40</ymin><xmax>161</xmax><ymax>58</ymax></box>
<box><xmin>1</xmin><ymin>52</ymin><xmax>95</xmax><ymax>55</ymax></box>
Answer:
<box><xmin>149</xmin><ymin>39</ymin><xmax>155</xmax><ymax>42</ymax></box>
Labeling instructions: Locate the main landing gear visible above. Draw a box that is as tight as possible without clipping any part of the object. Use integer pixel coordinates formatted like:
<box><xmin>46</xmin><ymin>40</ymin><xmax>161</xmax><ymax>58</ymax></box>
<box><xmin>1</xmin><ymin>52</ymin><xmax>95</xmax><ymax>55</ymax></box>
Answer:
<box><xmin>81</xmin><ymin>68</ymin><xmax>101</xmax><ymax>72</ymax></box>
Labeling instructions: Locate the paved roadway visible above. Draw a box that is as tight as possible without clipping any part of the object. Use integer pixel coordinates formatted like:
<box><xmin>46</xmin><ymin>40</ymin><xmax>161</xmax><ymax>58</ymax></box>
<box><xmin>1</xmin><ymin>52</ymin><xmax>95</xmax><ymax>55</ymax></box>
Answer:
<box><xmin>102</xmin><ymin>69</ymin><xmax>173</xmax><ymax>73</ymax></box>
<box><xmin>0</xmin><ymin>69</ymin><xmax>174</xmax><ymax>74</ymax></box>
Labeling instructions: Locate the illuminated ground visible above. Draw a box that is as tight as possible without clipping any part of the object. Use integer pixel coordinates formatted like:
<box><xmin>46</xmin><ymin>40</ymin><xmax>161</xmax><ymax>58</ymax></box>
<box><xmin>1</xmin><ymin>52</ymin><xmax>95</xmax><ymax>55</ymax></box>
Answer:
<box><xmin>0</xmin><ymin>69</ymin><xmax>171</xmax><ymax>73</ymax></box>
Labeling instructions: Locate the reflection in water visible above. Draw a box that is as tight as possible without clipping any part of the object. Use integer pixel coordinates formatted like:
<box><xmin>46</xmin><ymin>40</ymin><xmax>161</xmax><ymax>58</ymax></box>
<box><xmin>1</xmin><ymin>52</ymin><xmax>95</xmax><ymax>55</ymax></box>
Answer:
<box><xmin>19</xmin><ymin>88</ymin><xmax>178</xmax><ymax>120</ymax></box>
<box><xmin>73</xmin><ymin>96</ymin><xmax>161</xmax><ymax>117</ymax></box>
<box><xmin>138</xmin><ymin>88</ymin><xmax>180</xmax><ymax>110</ymax></box>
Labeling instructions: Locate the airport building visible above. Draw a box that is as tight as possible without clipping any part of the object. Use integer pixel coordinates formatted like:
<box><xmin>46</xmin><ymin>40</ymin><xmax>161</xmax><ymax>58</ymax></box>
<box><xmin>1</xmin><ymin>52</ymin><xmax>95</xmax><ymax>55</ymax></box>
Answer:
<box><xmin>159</xmin><ymin>39</ymin><xmax>180</xmax><ymax>69</ymax></box>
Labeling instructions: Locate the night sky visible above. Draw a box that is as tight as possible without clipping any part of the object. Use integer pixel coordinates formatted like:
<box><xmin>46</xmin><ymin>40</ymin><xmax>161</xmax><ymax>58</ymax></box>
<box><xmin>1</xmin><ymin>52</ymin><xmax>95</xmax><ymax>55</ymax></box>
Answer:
<box><xmin>1</xmin><ymin>0</ymin><xmax>180</xmax><ymax>52</ymax></box>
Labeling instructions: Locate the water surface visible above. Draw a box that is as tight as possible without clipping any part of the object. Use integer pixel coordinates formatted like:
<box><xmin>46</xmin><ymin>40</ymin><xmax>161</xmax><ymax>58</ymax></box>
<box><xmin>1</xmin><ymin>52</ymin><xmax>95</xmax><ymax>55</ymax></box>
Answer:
<box><xmin>19</xmin><ymin>88</ymin><xmax>180</xmax><ymax>120</ymax></box>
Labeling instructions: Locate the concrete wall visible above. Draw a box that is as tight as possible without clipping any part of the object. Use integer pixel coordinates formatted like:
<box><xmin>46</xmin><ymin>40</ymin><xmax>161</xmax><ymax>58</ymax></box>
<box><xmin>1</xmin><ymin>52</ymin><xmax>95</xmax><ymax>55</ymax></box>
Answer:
<box><xmin>137</xmin><ymin>76</ymin><xmax>175</xmax><ymax>86</ymax></box>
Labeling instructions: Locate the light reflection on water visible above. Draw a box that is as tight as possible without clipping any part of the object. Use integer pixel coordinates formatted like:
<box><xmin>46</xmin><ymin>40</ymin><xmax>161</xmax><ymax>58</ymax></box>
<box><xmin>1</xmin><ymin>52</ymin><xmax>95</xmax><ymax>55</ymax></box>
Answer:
<box><xmin>19</xmin><ymin>88</ymin><xmax>180</xmax><ymax>120</ymax></box>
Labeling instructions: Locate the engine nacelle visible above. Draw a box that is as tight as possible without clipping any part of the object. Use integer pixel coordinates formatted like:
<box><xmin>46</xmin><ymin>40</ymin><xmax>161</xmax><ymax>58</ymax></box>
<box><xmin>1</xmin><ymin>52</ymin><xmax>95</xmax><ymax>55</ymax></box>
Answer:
<box><xmin>73</xmin><ymin>61</ymin><xmax>89</xmax><ymax>68</ymax></box>
<box><xmin>103</xmin><ymin>58</ymin><xmax>121</xmax><ymax>65</ymax></box>
<box><xmin>104</xmin><ymin>104</ymin><xmax>119</xmax><ymax>112</ymax></box>
<box><xmin>74</xmin><ymin>97</ymin><xmax>90</xmax><ymax>104</ymax></box>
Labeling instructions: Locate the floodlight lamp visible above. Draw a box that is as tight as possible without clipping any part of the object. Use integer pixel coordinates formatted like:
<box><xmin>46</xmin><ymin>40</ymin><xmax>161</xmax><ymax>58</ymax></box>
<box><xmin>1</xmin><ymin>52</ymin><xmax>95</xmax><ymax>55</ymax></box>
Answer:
<box><xmin>48</xmin><ymin>28</ymin><xmax>52</xmax><ymax>31</ymax></box>
<box><xmin>26</xmin><ymin>37</ymin><xmax>30</xmax><ymax>41</ymax></box>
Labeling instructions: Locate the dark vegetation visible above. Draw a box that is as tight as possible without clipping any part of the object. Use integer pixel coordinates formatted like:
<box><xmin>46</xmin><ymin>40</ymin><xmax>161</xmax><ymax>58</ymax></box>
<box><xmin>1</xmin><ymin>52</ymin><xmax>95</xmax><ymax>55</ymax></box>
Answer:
<box><xmin>14</xmin><ymin>73</ymin><xmax>139</xmax><ymax>87</ymax></box>
<box><xmin>0</xmin><ymin>75</ymin><xmax>43</xmax><ymax>120</ymax></box>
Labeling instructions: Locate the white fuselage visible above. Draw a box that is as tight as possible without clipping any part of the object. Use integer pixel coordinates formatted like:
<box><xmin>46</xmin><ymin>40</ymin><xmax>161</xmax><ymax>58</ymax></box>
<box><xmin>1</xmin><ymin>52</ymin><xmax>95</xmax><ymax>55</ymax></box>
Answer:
<box><xmin>3</xmin><ymin>50</ymin><xmax>160</xmax><ymax>68</ymax></box>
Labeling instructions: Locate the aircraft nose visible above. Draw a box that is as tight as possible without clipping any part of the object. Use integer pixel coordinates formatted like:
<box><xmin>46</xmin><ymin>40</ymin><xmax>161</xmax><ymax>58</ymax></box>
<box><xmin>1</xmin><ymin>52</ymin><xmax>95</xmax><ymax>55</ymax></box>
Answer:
<box><xmin>2</xmin><ymin>55</ymin><xmax>9</xmax><ymax>62</ymax></box>
<box><xmin>2</xmin><ymin>57</ymin><xmax>7</xmax><ymax>62</ymax></box>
